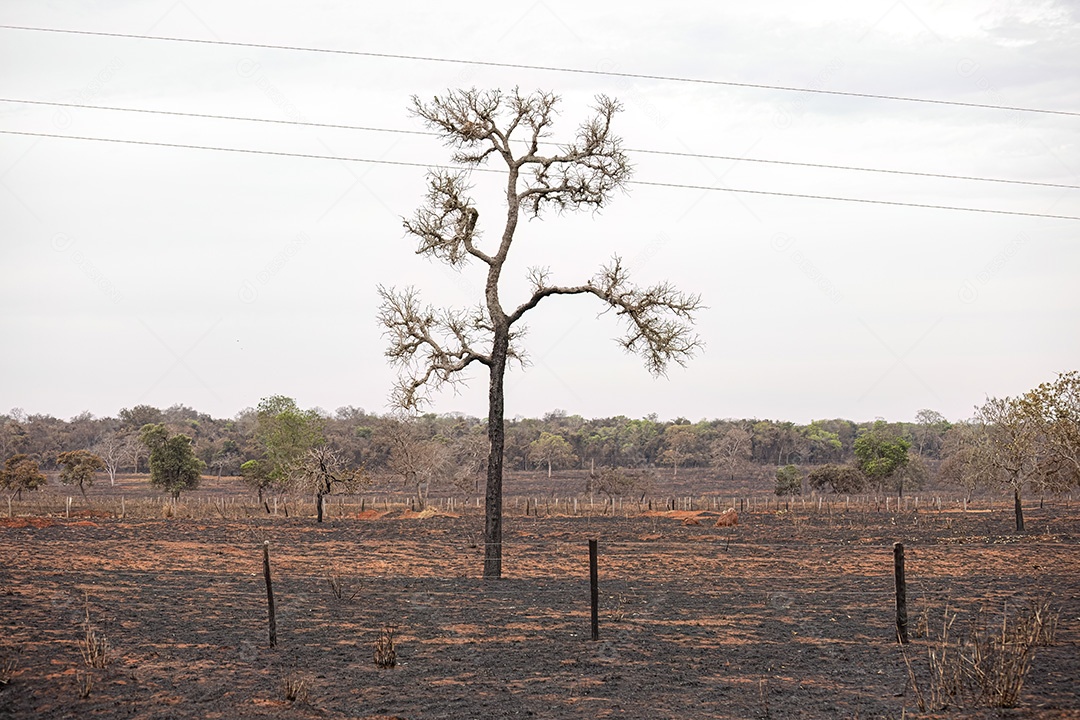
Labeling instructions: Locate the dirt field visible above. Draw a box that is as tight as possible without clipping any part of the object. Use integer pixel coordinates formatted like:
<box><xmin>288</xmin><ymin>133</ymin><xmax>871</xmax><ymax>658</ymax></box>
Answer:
<box><xmin>1</xmin><ymin>485</ymin><xmax>1078</xmax><ymax>719</ymax></box>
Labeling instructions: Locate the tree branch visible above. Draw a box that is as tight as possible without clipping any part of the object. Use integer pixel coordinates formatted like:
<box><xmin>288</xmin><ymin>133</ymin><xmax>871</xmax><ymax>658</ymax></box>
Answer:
<box><xmin>378</xmin><ymin>286</ymin><xmax>492</xmax><ymax>409</ymax></box>
<box><xmin>402</xmin><ymin>170</ymin><xmax>491</xmax><ymax>266</ymax></box>
<box><xmin>508</xmin><ymin>257</ymin><xmax>703</xmax><ymax>376</ymax></box>
<box><xmin>517</xmin><ymin>95</ymin><xmax>632</xmax><ymax>216</ymax></box>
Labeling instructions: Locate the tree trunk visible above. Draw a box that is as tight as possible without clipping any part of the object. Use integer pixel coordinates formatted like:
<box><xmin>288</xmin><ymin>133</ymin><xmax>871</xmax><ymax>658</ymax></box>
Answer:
<box><xmin>547</xmin><ymin>459</ymin><xmax>552</xmax><ymax>479</ymax></box>
<box><xmin>484</xmin><ymin>334</ymin><xmax>508</xmax><ymax>579</ymax></box>
<box><xmin>1014</xmin><ymin>487</ymin><xmax>1024</xmax><ymax>532</ymax></box>
<box><xmin>316</xmin><ymin>491</ymin><xmax>324</xmax><ymax>523</ymax></box>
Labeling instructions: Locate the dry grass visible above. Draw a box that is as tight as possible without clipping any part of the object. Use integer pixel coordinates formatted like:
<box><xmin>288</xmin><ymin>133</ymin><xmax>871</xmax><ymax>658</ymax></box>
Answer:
<box><xmin>79</xmin><ymin>599</ymin><xmax>110</xmax><ymax>670</ymax></box>
<box><xmin>0</xmin><ymin>655</ymin><xmax>17</xmax><ymax>689</ymax></box>
<box><xmin>325</xmin><ymin>570</ymin><xmax>360</xmax><ymax>603</ymax></box>
<box><xmin>903</xmin><ymin>598</ymin><xmax>1060</xmax><ymax>712</ymax></box>
<box><xmin>76</xmin><ymin>670</ymin><xmax>93</xmax><ymax>699</ymax></box>
<box><xmin>373</xmin><ymin>625</ymin><xmax>397</xmax><ymax>669</ymax></box>
<box><xmin>280</xmin><ymin>672</ymin><xmax>310</xmax><ymax>703</ymax></box>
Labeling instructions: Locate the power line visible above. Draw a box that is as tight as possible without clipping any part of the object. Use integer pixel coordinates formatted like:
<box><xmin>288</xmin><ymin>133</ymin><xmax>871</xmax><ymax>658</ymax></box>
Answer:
<box><xmin>1</xmin><ymin>129</ymin><xmax>1076</xmax><ymax>221</ymax></box>
<box><xmin>3</xmin><ymin>97</ymin><xmax>1075</xmax><ymax>191</ymax></box>
<box><xmin>2</xmin><ymin>24</ymin><xmax>1076</xmax><ymax>118</ymax></box>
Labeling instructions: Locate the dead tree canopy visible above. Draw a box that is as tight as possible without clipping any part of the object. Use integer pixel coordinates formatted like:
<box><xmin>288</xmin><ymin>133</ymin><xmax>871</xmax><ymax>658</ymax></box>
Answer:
<box><xmin>378</xmin><ymin>88</ymin><xmax>703</xmax><ymax>577</ymax></box>
<box><xmin>379</xmin><ymin>88</ymin><xmax>702</xmax><ymax>409</ymax></box>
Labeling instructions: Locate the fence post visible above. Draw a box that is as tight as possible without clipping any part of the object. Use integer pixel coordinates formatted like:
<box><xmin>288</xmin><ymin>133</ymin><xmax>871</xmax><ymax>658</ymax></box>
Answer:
<box><xmin>894</xmin><ymin>541</ymin><xmax>907</xmax><ymax>644</ymax></box>
<box><xmin>589</xmin><ymin>539</ymin><xmax>599</xmax><ymax>641</ymax></box>
<box><xmin>263</xmin><ymin>541</ymin><xmax>277</xmax><ymax>648</ymax></box>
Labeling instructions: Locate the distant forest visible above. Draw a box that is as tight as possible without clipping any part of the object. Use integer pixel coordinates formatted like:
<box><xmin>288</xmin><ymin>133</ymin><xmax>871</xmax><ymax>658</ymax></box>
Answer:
<box><xmin>4</xmin><ymin>372</ymin><xmax>1079</xmax><ymax>519</ymax></box>
<box><xmin>0</xmin><ymin>402</ymin><xmax>955</xmax><ymax>484</ymax></box>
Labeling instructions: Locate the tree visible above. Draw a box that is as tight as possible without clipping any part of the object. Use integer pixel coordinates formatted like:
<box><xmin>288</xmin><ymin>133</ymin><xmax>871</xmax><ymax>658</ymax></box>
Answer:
<box><xmin>1020</xmin><ymin>371</ymin><xmax>1080</xmax><ymax>488</ymax></box>
<box><xmin>913</xmin><ymin>408</ymin><xmax>950</xmax><ymax>459</ymax></box>
<box><xmin>93</xmin><ymin>430</ymin><xmax>132</xmax><ymax>485</ymax></box>
<box><xmin>660</xmin><ymin>423</ymin><xmax>700</xmax><ymax>479</ymax></box>
<box><xmin>802</xmin><ymin>421</ymin><xmax>843</xmax><ymax>464</ymax></box>
<box><xmin>807</xmin><ymin>463</ymin><xmax>866</xmax><ymax>494</ymax></box>
<box><xmin>1</xmin><ymin>454</ymin><xmax>46</xmax><ymax>502</ymax></box>
<box><xmin>251</xmin><ymin>395</ymin><xmax>325</xmax><ymax>490</ymax></box>
<box><xmin>292</xmin><ymin>445</ymin><xmax>368</xmax><ymax>522</ymax></box>
<box><xmin>240</xmin><ymin>459</ymin><xmax>275</xmax><ymax>503</ymax></box>
<box><xmin>139</xmin><ymin>424</ymin><xmax>204</xmax><ymax>499</ymax></box>
<box><xmin>588</xmin><ymin>465</ymin><xmax>652</xmax><ymax>505</ymax></box>
<box><xmin>710</xmin><ymin>426</ymin><xmax>752</xmax><ymax>481</ymax></box>
<box><xmin>853</xmin><ymin>422</ymin><xmax>911</xmax><ymax>496</ymax></box>
<box><xmin>380</xmin><ymin>88</ymin><xmax>702</xmax><ymax>578</ymax></box>
<box><xmin>56</xmin><ymin>449</ymin><xmax>106</xmax><ymax>497</ymax></box>
<box><xmin>528</xmin><ymin>431</ymin><xmax>575</xmax><ymax>478</ymax></box>
<box><xmin>938</xmin><ymin>422</ymin><xmax>993</xmax><ymax>500</ymax></box>
<box><xmin>774</xmin><ymin>464</ymin><xmax>803</xmax><ymax>497</ymax></box>
<box><xmin>385</xmin><ymin>418</ymin><xmax>451</xmax><ymax>510</ymax></box>
<box><xmin>976</xmin><ymin>395</ymin><xmax>1045</xmax><ymax>532</ymax></box>
<box><xmin>119</xmin><ymin>404</ymin><xmax>164</xmax><ymax>430</ymax></box>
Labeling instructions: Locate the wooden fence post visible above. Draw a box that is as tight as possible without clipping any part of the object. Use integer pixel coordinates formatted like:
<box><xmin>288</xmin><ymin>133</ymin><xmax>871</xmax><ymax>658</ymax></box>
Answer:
<box><xmin>589</xmin><ymin>539</ymin><xmax>599</xmax><ymax>641</ymax></box>
<box><xmin>894</xmin><ymin>542</ymin><xmax>907</xmax><ymax>644</ymax></box>
<box><xmin>263</xmin><ymin>541</ymin><xmax>277</xmax><ymax>648</ymax></box>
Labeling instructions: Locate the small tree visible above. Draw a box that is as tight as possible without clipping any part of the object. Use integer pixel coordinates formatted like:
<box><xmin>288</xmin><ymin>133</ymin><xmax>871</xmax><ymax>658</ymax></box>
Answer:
<box><xmin>774</xmin><ymin>464</ymin><xmax>803</xmax><ymax>497</ymax></box>
<box><xmin>252</xmin><ymin>395</ymin><xmax>325</xmax><ymax>489</ymax></box>
<box><xmin>292</xmin><ymin>445</ymin><xmax>368</xmax><ymax>522</ymax></box>
<box><xmin>588</xmin><ymin>465</ymin><xmax>652</xmax><ymax>506</ymax></box>
<box><xmin>976</xmin><ymin>395</ymin><xmax>1044</xmax><ymax>532</ymax></box>
<box><xmin>710</xmin><ymin>426</ymin><xmax>752</xmax><ymax>481</ymax></box>
<box><xmin>528</xmin><ymin>431</ymin><xmax>575</xmax><ymax>479</ymax></box>
<box><xmin>56</xmin><ymin>450</ymin><xmax>106</xmax><ymax>497</ymax></box>
<box><xmin>1020</xmin><ymin>371</ymin><xmax>1080</xmax><ymax>489</ymax></box>
<box><xmin>854</xmin><ymin>422</ymin><xmax>911</xmax><ymax>496</ymax></box>
<box><xmin>240</xmin><ymin>459</ymin><xmax>275</xmax><ymax>504</ymax></box>
<box><xmin>139</xmin><ymin>424</ymin><xmax>204</xmax><ymax>499</ymax></box>
<box><xmin>93</xmin><ymin>433</ymin><xmax>129</xmax><ymax>486</ymax></box>
<box><xmin>385</xmin><ymin>419</ymin><xmax>450</xmax><ymax>510</ymax></box>
<box><xmin>661</xmin><ymin>424</ymin><xmax>700</xmax><ymax>479</ymax></box>
<box><xmin>1</xmin><ymin>453</ymin><xmax>46</xmax><ymax>503</ymax></box>
<box><xmin>807</xmin><ymin>463</ymin><xmax>866</xmax><ymax>494</ymax></box>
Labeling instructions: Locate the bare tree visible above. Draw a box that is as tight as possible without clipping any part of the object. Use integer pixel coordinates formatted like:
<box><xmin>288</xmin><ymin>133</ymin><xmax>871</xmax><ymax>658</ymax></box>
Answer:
<box><xmin>711</xmin><ymin>426</ymin><xmax>752</xmax><ymax>482</ymax></box>
<box><xmin>93</xmin><ymin>433</ymin><xmax>129</xmax><ymax>486</ymax></box>
<box><xmin>384</xmin><ymin>419</ymin><xmax>451</xmax><ymax>510</ymax></box>
<box><xmin>291</xmin><ymin>445</ymin><xmax>368</xmax><ymax>523</ymax></box>
<box><xmin>380</xmin><ymin>88</ymin><xmax>702</xmax><ymax>577</ymax></box>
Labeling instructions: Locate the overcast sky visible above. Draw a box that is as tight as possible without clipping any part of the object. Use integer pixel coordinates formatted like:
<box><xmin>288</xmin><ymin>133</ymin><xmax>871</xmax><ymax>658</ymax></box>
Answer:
<box><xmin>1</xmin><ymin>1</ymin><xmax>1077</xmax><ymax>425</ymax></box>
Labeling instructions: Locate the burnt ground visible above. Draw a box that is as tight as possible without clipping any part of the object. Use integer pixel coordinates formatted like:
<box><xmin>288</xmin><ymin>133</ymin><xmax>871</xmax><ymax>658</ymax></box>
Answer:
<box><xmin>0</xmin><ymin>491</ymin><xmax>1078</xmax><ymax>719</ymax></box>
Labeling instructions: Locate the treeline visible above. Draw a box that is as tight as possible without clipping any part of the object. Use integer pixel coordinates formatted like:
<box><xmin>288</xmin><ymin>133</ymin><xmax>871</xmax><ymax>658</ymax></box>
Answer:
<box><xmin>3</xmin><ymin>369</ymin><xmax>1078</xmax><ymax>524</ymax></box>
<box><xmin>0</xmin><ymin>403</ymin><xmax>951</xmax><ymax>481</ymax></box>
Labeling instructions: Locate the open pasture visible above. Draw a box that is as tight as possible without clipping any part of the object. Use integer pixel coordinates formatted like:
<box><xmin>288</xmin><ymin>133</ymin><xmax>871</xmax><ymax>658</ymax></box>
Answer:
<box><xmin>1</xmin><ymin>483</ymin><xmax>1078</xmax><ymax>719</ymax></box>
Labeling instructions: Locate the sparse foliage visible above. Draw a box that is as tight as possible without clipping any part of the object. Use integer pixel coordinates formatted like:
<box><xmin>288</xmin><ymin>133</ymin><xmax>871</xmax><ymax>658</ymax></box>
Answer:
<box><xmin>381</xmin><ymin>88</ymin><xmax>701</xmax><ymax>577</ymax></box>
<box><xmin>528</xmin><ymin>431</ymin><xmax>575</xmax><ymax>478</ymax></box>
<box><xmin>711</xmin><ymin>426</ymin><xmax>752</xmax><ymax>481</ymax></box>
<box><xmin>292</xmin><ymin>445</ymin><xmax>368</xmax><ymax>522</ymax></box>
<box><xmin>588</xmin><ymin>465</ymin><xmax>652</xmax><ymax>502</ymax></box>
<box><xmin>56</xmin><ymin>449</ymin><xmax>106</xmax><ymax>497</ymax></box>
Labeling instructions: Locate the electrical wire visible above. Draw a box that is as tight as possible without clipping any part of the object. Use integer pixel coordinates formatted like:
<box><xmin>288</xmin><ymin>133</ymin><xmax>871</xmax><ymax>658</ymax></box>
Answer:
<box><xmin>2</xmin><ymin>97</ymin><xmax>1075</xmax><ymax>191</ymax></box>
<box><xmin>1</xmin><ymin>24</ymin><xmax>1077</xmax><ymax>118</ymax></box>
<box><xmin>3</xmin><ymin>128</ymin><xmax>1076</xmax><ymax>221</ymax></box>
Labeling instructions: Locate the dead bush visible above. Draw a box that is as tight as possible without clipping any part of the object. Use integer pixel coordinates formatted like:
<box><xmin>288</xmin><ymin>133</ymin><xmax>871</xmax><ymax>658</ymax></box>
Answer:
<box><xmin>903</xmin><ymin>598</ymin><xmax>1059</xmax><ymax>712</ymax></box>
<box><xmin>374</xmin><ymin>625</ymin><xmax>397</xmax><ymax>669</ymax></box>
<box><xmin>280</xmin><ymin>672</ymin><xmax>310</xmax><ymax>703</ymax></box>
<box><xmin>79</xmin><ymin>597</ymin><xmax>110</xmax><ymax>669</ymax></box>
